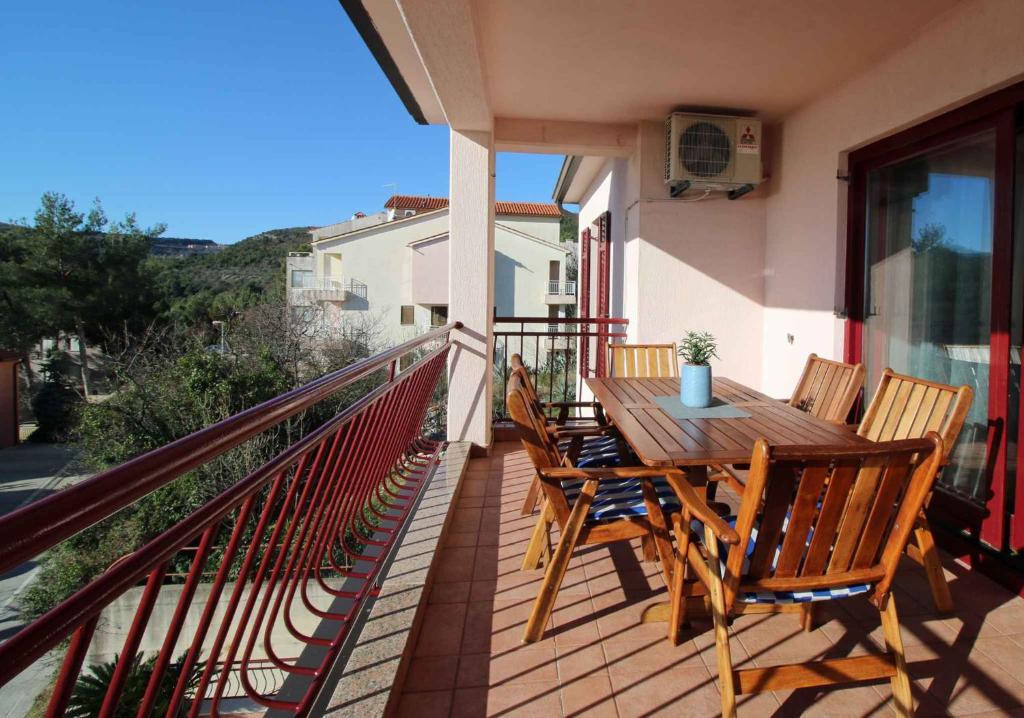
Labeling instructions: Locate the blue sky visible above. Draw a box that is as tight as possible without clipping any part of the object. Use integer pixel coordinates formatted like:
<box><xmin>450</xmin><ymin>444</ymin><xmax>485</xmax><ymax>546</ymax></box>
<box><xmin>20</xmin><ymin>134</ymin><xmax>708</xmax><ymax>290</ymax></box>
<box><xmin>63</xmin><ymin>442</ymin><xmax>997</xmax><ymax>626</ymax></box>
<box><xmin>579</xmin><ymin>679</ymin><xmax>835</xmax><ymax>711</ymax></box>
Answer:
<box><xmin>0</xmin><ymin>2</ymin><xmax>564</xmax><ymax>243</ymax></box>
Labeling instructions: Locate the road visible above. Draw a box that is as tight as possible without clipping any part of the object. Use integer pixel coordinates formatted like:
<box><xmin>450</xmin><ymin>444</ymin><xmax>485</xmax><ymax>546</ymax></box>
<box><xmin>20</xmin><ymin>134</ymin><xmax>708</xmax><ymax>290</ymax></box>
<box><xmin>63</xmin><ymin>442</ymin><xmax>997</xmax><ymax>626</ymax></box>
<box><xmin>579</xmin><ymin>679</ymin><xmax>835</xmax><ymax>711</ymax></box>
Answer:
<box><xmin>0</xmin><ymin>442</ymin><xmax>89</xmax><ymax>718</ymax></box>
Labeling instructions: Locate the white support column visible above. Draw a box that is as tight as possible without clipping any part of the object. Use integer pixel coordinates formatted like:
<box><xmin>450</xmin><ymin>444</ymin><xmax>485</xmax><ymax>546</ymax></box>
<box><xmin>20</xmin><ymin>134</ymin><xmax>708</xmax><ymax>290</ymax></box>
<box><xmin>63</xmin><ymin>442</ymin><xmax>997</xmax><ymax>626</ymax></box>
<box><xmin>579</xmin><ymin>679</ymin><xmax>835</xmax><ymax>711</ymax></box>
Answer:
<box><xmin>447</xmin><ymin>128</ymin><xmax>495</xmax><ymax>449</ymax></box>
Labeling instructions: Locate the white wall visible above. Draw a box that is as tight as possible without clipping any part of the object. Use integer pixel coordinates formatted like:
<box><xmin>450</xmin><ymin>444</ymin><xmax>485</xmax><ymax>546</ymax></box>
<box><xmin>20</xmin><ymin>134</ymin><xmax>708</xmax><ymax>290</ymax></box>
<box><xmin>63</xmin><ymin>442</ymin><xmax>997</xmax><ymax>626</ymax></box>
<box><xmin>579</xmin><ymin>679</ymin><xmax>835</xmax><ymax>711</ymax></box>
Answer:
<box><xmin>576</xmin><ymin>122</ymin><xmax>766</xmax><ymax>388</ymax></box>
<box><xmin>761</xmin><ymin>0</ymin><xmax>1024</xmax><ymax>396</ymax></box>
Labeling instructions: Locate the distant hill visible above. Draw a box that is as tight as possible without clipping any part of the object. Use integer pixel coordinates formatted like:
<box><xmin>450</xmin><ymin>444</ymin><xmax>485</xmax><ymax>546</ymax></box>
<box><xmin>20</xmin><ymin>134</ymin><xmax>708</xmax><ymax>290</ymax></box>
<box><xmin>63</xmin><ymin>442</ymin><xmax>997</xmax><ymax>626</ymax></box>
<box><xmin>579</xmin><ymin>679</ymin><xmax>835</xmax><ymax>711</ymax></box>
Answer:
<box><xmin>150</xmin><ymin>236</ymin><xmax>222</xmax><ymax>257</ymax></box>
<box><xmin>1</xmin><ymin>222</ymin><xmax>222</xmax><ymax>258</ymax></box>
<box><xmin>151</xmin><ymin>226</ymin><xmax>313</xmax><ymax>322</ymax></box>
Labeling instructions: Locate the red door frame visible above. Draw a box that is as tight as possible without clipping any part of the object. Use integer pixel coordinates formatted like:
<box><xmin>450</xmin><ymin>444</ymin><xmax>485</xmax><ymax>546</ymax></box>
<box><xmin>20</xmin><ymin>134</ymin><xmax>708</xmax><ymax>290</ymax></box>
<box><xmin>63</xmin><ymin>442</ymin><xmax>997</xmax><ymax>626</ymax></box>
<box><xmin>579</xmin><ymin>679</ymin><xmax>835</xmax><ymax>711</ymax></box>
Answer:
<box><xmin>579</xmin><ymin>227</ymin><xmax>592</xmax><ymax>377</ymax></box>
<box><xmin>843</xmin><ymin>82</ymin><xmax>1024</xmax><ymax>553</ymax></box>
<box><xmin>595</xmin><ymin>212</ymin><xmax>612</xmax><ymax>377</ymax></box>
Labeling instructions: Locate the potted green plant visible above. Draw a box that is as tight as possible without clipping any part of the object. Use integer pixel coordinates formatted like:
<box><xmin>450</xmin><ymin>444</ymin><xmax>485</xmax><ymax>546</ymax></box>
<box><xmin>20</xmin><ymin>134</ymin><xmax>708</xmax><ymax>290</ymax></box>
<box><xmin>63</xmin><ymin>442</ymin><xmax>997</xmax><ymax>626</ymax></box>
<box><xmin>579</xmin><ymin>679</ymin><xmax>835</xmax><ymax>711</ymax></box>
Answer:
<box><xmin>677</xmin><ymin>331</ymin><xmax>719</xmax><ymax>408</ymax></box>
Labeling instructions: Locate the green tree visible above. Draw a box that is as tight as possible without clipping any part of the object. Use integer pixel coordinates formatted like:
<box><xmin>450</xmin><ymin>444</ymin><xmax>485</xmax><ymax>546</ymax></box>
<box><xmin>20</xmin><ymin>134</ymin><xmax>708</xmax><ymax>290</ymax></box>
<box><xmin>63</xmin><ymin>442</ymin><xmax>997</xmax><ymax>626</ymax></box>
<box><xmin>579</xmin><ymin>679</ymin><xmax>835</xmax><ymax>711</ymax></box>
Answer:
<box><xmin>0</xmin><ymin>222</ymin><xmax>47</xmax><ymax>385</ymax></box>
<box><xmin>23</xmin><ymin>192</ymin><xmax>163</xmax><ymax>396</ymax></box>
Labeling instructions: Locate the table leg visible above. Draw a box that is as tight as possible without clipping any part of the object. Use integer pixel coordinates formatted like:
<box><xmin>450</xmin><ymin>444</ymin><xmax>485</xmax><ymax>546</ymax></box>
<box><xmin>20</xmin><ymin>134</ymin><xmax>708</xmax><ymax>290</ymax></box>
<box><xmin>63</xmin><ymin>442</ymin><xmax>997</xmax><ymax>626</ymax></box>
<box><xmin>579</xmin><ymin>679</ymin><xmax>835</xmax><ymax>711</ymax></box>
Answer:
<box><xmin>642</xmin><ymin>463</ymin><xmax>711</xmax><ymax>626</ymax></box>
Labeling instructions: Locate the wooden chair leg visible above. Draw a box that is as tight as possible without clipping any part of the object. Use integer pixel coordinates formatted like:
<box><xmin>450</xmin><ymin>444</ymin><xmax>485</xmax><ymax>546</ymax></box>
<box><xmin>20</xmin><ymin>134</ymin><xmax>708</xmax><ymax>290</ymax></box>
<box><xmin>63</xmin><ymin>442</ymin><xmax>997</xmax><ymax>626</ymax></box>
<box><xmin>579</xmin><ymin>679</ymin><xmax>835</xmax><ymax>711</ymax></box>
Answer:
<box><xmin>641</xmin><ymin>531</ymin><xmax>657</xmax><ymax>562</ymax></box>
<box><xmin>522</xmin><ymin>501</ymin><xmax>553</xmax><ymax>571</ymax></box>
<box><xmin>521</xmin><ymin>473</ymin><xmax>541</xmax><ymax>516</ymax></box>
<box><xmin>704</xmin><ymin>524</ymin><xmax>736</xmax><ymax>718</ymax></box>
<box><xmin>914</xmin><ymin>515</ymin><xmax>954</xmax><ymax>614</ymax></box>
<box><xmin>640</xmin><ymin>479</ymin><xmax>676</xmax><ymax>586</ymax></box>
<box><xmin>668</xmin><ymin>513</ymin><xmax>690</xmax><ymax>645</ymax></box>
<box><xmin>800</xmin><ymin>603</ymin><xmax>818</xmax><ymax>632</ymax></box>
<box><xmin>523</xmin><ymin>479</ymin><xmax>596</xmax><ymax>643</ymax></box>
<box><xmin>880</xmin><ymin>595</ymin><xmax>914</xmax><ymax>717</ymax></box>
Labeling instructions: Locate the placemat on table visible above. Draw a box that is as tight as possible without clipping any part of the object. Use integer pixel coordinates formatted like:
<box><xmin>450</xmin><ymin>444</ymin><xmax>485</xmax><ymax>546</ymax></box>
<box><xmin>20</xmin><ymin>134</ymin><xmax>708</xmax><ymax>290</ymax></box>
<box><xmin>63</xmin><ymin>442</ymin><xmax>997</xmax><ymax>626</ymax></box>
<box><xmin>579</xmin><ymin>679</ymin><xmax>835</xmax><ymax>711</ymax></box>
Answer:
<box><xmin>653</xmin><ymin>395</ymin><xmax>752</xmax><ymax>420</ymax></box>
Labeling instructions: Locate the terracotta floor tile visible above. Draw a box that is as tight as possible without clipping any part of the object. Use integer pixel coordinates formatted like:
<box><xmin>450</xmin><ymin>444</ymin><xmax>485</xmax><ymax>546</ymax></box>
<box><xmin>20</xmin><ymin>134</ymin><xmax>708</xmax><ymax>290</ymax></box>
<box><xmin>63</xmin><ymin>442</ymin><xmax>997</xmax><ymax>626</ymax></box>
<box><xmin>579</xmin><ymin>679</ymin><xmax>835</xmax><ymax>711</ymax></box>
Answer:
<box><xmin>610</xmin><ymin>666</ymin><xmax>719</xmax><ymax>717</ymax></box>
<box><xmin>414</xmin><ymin>602</ymin><xmax>467</xmax><ymax>657</ymax></box>
<box><xmin>601</xmin><ymin>633</ymin><xmax>705</xmax><ymax>676</ymax></box>
<box><xmin>435</xmin><ymin>546</ymin><xmax>477</xmax><ymax>583</ymax></box>
<box><xmin>403</xmin><ymin>655</ymin><xmax>459</xmax><ymax>692</ymax></box>
<box><xmin>445</xmin><ymin>531</ymin><xmax>480</xmax><ymax>548</ymax></box>
<box><xmin>486</xmin><ymin>680</ymin><xmax>562</xmax><ymax>716</ymax></box>
<box><xmin>489</xmin><ymin>644</ymin><xmax>558</xmax><ymax>685</ymax></box>
<box><xmin>429</xmin><ymin>580</ymin><xmax>471</xmax><ymax>604</ymax></box>
<box><xmin>556</xmin><ymin>641</ymin><xmax>609</xmax><ymax>682</ymax></box>
<box><xmin>456</xmin><ymin>652</ymin><xmax>491</xmax><ymax>688</ymax></box>
<box><xmin>460</xmin><ymin>480</ymin><xmax>487</xmax><ymax>497</ymax></box>
<box><xmin>451</xmin><ymin>686</ymin><xmax>489</xmax><ymax>717</ymax></box>
<box><xmin>395</xmin><ymin>689</ymin><xmax>453</xmax><ymax>718</ymax></box>
<box><xmin>775</xmin><ymin>684</ymin><xmax>891</xmax><ymax>716</ymax></box>
<box><xmin>450</xmin><ymin>506</ymin><xmax>483</xmax><ymax>533</ymax></box>
<box><xmin>462</xmin><ymin>600</ymin><xmax>498</xmax><ymax>654</ymax></box>
<box><xmin>559</xmin><ymin>674</ymin><xmax>618</xmax><ymax>717</ymax></box>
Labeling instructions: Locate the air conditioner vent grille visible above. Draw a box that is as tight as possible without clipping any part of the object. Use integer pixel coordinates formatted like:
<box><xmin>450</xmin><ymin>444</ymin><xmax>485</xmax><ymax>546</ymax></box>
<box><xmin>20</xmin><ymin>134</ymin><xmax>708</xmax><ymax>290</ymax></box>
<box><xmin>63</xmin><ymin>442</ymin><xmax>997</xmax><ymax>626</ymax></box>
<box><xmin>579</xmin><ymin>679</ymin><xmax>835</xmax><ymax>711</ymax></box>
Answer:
<box><xmin>680</xmin><ymin>121</ymin><xmax>732</xmax><ymax>178</ymax></box>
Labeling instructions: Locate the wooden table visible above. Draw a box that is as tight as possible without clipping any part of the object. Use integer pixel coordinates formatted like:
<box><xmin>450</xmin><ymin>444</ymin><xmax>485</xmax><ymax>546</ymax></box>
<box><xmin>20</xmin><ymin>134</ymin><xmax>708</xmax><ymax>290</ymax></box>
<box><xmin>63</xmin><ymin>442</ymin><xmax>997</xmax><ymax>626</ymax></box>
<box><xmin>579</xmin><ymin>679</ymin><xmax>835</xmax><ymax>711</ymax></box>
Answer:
<box><xmin>586</xmin><ymin>375</ymin><xmax>871</xmax><ymax>627</ymax></box>
<box><xmin>586</xmin><ymin>376</ymin><xmax>869</xmax><ymax>483</ymax></box>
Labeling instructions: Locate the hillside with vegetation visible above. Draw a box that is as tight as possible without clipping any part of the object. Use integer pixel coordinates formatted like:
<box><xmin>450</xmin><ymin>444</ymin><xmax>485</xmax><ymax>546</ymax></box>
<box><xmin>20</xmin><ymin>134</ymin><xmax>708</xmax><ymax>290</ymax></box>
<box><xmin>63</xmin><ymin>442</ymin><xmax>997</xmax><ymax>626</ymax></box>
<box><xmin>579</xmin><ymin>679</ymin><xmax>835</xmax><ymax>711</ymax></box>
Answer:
<box><xmin>152</xmin><ymin>226</ymin><xmax>312</xmax><ymax>323</ymax></box>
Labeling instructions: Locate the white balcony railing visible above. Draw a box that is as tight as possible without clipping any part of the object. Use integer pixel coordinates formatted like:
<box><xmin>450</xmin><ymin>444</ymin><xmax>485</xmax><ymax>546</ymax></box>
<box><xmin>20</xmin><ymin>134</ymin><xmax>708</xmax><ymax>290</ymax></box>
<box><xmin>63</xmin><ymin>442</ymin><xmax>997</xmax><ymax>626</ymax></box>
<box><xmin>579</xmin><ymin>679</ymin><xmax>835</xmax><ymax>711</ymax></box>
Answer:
<box><xmin>546</xmin><ymin>280</ymin><xmax>576</xmax><ymax>296</ymax></box>
<box><xmin>294</xmin><ymin>277</ymin><xmax>368</xmax><ymax>300</ymax></box>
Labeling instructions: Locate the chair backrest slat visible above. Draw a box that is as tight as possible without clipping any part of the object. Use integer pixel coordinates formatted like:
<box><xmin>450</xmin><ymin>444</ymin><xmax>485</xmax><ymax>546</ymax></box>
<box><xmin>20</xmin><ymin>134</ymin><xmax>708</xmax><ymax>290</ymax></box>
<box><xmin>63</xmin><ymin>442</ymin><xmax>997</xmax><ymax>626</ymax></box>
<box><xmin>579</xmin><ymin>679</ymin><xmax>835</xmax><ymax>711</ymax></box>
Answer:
<box><xmin>774</xmin><ymin>465</ymin><xmax>829</xmax><ymax>578</ymax></box>
<box><xmin>723</xmin><ymin>436</ymin><xmax>943</xmax><ymax>610</ymax></box>
<box><xmin>852</xmin><ymin>456</ymin><xmax>914</xmax><ymax>569</ymax></box>
<box><xmin>828</xmin><ymin>458</ymin><xmax>887</xmax><ymax>574</ymax></box>
<box><xmin>800</xmin><ymin>464</ymin><xmax>858</xmax><ymax>576</ymax></box>
<box><xmin>788</xmin><ymin>354</ymin><xmax>865</xmax><ymax>424</ymax></box>
<box><xmin>608</xmin><ymin>343</ymin><xmax>679</xmax><ymax>378</ymax></box>
<box><xmin>857</xmin><ymin>369</ymin><xmax>972</xmax><ymax>462</ymax></box>
<box><xmin>746</xmin><ymin>465</ymin><xmax>796</xmax><ymax>579</ymax></box>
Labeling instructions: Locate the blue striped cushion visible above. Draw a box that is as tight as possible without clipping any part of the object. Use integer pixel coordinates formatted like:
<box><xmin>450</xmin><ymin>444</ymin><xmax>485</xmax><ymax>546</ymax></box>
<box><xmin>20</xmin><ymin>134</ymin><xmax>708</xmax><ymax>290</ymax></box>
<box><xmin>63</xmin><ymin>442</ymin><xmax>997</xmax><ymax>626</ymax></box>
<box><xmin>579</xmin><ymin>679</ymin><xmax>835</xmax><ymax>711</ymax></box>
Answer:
<box><xmin>559</xmin><ymin>435</ymin><xmax>623</xmax><ymax>468</ymax></box>
<box><xmin>563</xmin><ymin>475</ymin><xmax>681</xmax><ymax>524</ymax></box>
<box><xmin>702</xmin><ymin>516</ymin><xmax>872</xmax><ymax>604</ymax></box>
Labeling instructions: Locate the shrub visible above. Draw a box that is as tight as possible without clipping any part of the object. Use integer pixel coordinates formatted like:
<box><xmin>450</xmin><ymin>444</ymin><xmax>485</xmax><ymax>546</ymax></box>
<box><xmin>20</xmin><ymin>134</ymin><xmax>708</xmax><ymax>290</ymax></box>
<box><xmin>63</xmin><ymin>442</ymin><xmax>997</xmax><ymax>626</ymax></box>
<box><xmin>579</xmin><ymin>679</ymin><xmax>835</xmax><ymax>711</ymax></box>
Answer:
<box><xmin>29</xmin><ymin>378</ymin><xmax>81</xmax><ymax>442</ymax></box>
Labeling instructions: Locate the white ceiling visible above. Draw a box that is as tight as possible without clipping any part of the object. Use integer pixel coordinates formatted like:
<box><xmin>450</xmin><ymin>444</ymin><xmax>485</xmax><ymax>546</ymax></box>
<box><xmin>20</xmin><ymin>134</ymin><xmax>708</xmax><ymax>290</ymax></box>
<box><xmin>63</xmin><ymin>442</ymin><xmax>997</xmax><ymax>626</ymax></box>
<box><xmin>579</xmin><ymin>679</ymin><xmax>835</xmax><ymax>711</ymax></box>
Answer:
<box><xmin>473</xmin><ymin>0</ymin><xmax>965</xmax><ymax>122</ymax></box>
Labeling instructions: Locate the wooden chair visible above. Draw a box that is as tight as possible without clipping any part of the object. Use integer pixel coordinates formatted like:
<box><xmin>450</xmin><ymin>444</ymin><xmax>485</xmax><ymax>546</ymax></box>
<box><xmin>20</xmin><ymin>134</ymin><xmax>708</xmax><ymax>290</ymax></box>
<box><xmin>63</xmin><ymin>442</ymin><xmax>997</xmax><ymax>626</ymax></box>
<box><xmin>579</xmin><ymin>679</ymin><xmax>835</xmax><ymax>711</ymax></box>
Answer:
<box><xmin>608</xmin><ymin>343</ymin><xmax>679</xmax><ymax>378</ymax></box>
<box><xmin>669</xmin><ymin>434</ymin><xmax>945</xmax><ymax>717</ymax></box>
<box><xmin>789</xmin><ymin>353</ymin><xmax>865</xmax><ymax>423</ymax></box>
<box><xmin>508</xmin><ymin>354</ymin><xmax>629</xmax><ymax>516</ymax></box>
<box><xmin>507</xmin><ymin>374</ymin><xmax>689</xmax><ymax>641</ymax></box>
<box><xmin>855</xmin><ymin>369</ymin><xmax>973</xmax><ymax>614</ymax></box>
<box><xmin>510</xmin><ymin>353</ymin><xmax>607</xmax><ymax>427</ymax></box>
<box><xmin>713</xmin><ymin>353</ymin><xmax>865</xmax><ymax>497</ymax></box>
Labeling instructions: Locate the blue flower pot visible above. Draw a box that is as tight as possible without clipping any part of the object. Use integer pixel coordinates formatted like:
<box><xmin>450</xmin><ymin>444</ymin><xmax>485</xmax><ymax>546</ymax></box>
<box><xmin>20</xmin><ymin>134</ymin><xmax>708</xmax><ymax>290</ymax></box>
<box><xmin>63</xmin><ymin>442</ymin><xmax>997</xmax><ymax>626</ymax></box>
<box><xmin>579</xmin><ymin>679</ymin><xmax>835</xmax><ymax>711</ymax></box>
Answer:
<box><xmin>680</xmin><ymin>363</ymin><xmax>712</xmax><ymax>408</ymax></box>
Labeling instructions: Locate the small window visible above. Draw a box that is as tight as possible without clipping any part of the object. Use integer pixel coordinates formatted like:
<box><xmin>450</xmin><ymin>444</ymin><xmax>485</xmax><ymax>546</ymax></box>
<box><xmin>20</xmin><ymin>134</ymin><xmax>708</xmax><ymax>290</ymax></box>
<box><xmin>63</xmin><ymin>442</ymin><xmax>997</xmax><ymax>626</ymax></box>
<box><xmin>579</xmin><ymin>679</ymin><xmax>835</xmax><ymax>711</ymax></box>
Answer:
<box><xmin>290</xmin><ymin>305</ymin><xmax>319</xmax><ymax>325</ymax></box>
<box><xmin>291</xmin><ymin>269</ymin><xmax>313</xmax><ymax>288</ymax></box>
<box><xmin>399</xmin><ymin>354</ymin><xmax>414</xmax><ymax>370</ymax></box>
<box><xmin>400</xmin><ymin>305</ymin><xmax>415</xmax><ymax>325</ymax></box>
<box><xmin>430</xmin><ymin>305</ymin><xmax>448</xmax><ymax>327</ymax></box>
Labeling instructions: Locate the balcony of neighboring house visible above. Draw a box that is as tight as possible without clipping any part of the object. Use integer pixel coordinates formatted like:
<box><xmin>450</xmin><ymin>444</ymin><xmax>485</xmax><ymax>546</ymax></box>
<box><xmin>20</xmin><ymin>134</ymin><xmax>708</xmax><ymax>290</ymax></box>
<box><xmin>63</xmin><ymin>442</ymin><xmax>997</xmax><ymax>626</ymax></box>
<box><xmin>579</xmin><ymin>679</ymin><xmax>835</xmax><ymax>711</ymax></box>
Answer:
<box><xmin>293</xmin><ymin>275</ymin><xmax>368</xmax><ymax>303</ymax></box>
<box><xmin>543</xmin><ymin>279</ymin><xmax>577</xmax><ymax>305</ymax></box>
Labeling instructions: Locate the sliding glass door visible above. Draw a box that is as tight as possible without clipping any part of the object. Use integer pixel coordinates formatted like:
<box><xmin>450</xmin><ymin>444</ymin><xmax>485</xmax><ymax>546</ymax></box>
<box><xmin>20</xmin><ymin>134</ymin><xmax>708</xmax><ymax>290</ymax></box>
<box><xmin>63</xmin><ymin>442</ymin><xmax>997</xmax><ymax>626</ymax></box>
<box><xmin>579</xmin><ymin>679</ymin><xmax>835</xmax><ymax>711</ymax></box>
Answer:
<box><xmin>848</xmin><ymin>93</ymin><xmax>1022</xmax><ymax>552</ymax></box>
<box><xmin>862</xmin><ymin>131</ymin><xmax>995</xmax><ymax>503</ymax></box>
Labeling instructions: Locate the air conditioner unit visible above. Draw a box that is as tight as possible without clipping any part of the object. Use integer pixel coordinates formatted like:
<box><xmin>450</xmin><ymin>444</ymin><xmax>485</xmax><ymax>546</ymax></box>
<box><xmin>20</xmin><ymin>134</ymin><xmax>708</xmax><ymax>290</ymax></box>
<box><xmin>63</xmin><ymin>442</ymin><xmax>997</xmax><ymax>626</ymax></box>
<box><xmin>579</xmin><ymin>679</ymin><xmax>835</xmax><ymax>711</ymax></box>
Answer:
<box><xmin>664</xmin><ymin>113</ymin><xmax>762</xmax><ymax>199</ymax></box>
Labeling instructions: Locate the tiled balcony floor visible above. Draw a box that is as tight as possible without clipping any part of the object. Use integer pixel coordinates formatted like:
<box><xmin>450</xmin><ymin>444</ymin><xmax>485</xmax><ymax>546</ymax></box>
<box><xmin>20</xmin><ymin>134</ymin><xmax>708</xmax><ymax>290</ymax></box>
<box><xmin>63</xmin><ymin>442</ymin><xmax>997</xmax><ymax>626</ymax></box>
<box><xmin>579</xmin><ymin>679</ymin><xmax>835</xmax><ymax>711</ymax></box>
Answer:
<box><xmin>398</xmin><ymin>442</ymin><xmax>1024</xmax><ymax>717</ymax></box>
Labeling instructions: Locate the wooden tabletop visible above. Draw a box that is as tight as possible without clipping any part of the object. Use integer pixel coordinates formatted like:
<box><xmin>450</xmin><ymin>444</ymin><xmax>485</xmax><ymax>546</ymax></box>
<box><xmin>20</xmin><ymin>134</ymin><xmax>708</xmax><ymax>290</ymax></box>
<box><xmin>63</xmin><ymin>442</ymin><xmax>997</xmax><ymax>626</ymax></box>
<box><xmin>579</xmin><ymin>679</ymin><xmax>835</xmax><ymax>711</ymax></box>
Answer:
<box><xmin>586</xmin><ymin>376</ymin><xmax>869</xmax><ymax>468</ymax></box>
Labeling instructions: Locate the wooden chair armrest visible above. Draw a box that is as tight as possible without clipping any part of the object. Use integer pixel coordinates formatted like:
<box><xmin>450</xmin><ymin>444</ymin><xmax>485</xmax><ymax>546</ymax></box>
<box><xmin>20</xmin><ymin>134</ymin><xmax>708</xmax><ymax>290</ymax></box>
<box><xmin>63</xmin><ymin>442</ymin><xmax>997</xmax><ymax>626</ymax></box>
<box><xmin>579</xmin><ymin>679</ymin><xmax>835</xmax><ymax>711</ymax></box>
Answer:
<box><xmin>539</xmin><ymin>466</ymin><xmax>666</xmax><ymax>481</ymax></box>
<box><xmin>664</xmin><ymin>472</ymin><xmax>740</xmax><ymax>545</ymax></box>
<box><xmin>543</xmin><ymin>401</ymin><xmax>599</xmax><ymax>409</ymax></box>
<box><xmin>548</xmin><ymin>425</ymin><xmax>617</xmax><ymax>439</ymax></box>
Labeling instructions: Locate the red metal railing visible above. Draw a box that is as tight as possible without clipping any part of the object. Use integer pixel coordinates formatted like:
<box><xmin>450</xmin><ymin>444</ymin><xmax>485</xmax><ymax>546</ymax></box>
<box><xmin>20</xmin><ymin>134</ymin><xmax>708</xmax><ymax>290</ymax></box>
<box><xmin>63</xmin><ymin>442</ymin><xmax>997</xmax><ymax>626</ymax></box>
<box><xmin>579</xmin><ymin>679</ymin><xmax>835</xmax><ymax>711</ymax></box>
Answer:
<box><xmin>492</xmin><ymin>315</ymin><xmax>628</xmax><ymax>420</ymax></box>
<box><xmin>0</xmin><ymin>322</ymin><xmax>460</xmax><ymax>716</ymax></box>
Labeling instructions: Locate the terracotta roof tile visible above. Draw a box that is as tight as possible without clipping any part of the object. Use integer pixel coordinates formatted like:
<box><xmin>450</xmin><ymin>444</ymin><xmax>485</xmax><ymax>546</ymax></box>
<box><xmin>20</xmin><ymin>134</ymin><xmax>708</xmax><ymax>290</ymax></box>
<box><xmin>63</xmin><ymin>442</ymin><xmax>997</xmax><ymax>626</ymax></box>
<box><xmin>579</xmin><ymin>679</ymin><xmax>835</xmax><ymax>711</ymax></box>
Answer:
<box><xmin>383</xmin><ymin>195</ymin><xmax>561</xmax><ymax>218</ymax></box>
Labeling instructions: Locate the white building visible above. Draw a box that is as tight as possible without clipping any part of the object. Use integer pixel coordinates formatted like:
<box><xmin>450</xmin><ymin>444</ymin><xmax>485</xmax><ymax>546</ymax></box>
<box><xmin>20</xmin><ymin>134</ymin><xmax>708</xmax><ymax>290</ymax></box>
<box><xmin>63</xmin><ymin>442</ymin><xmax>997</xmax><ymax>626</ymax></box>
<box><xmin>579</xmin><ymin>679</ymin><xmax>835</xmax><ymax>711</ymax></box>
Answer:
<box><xmin>287</xmin><ymin>194</ymin><xmax>575</xmax><ymax>347</ymax></box>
